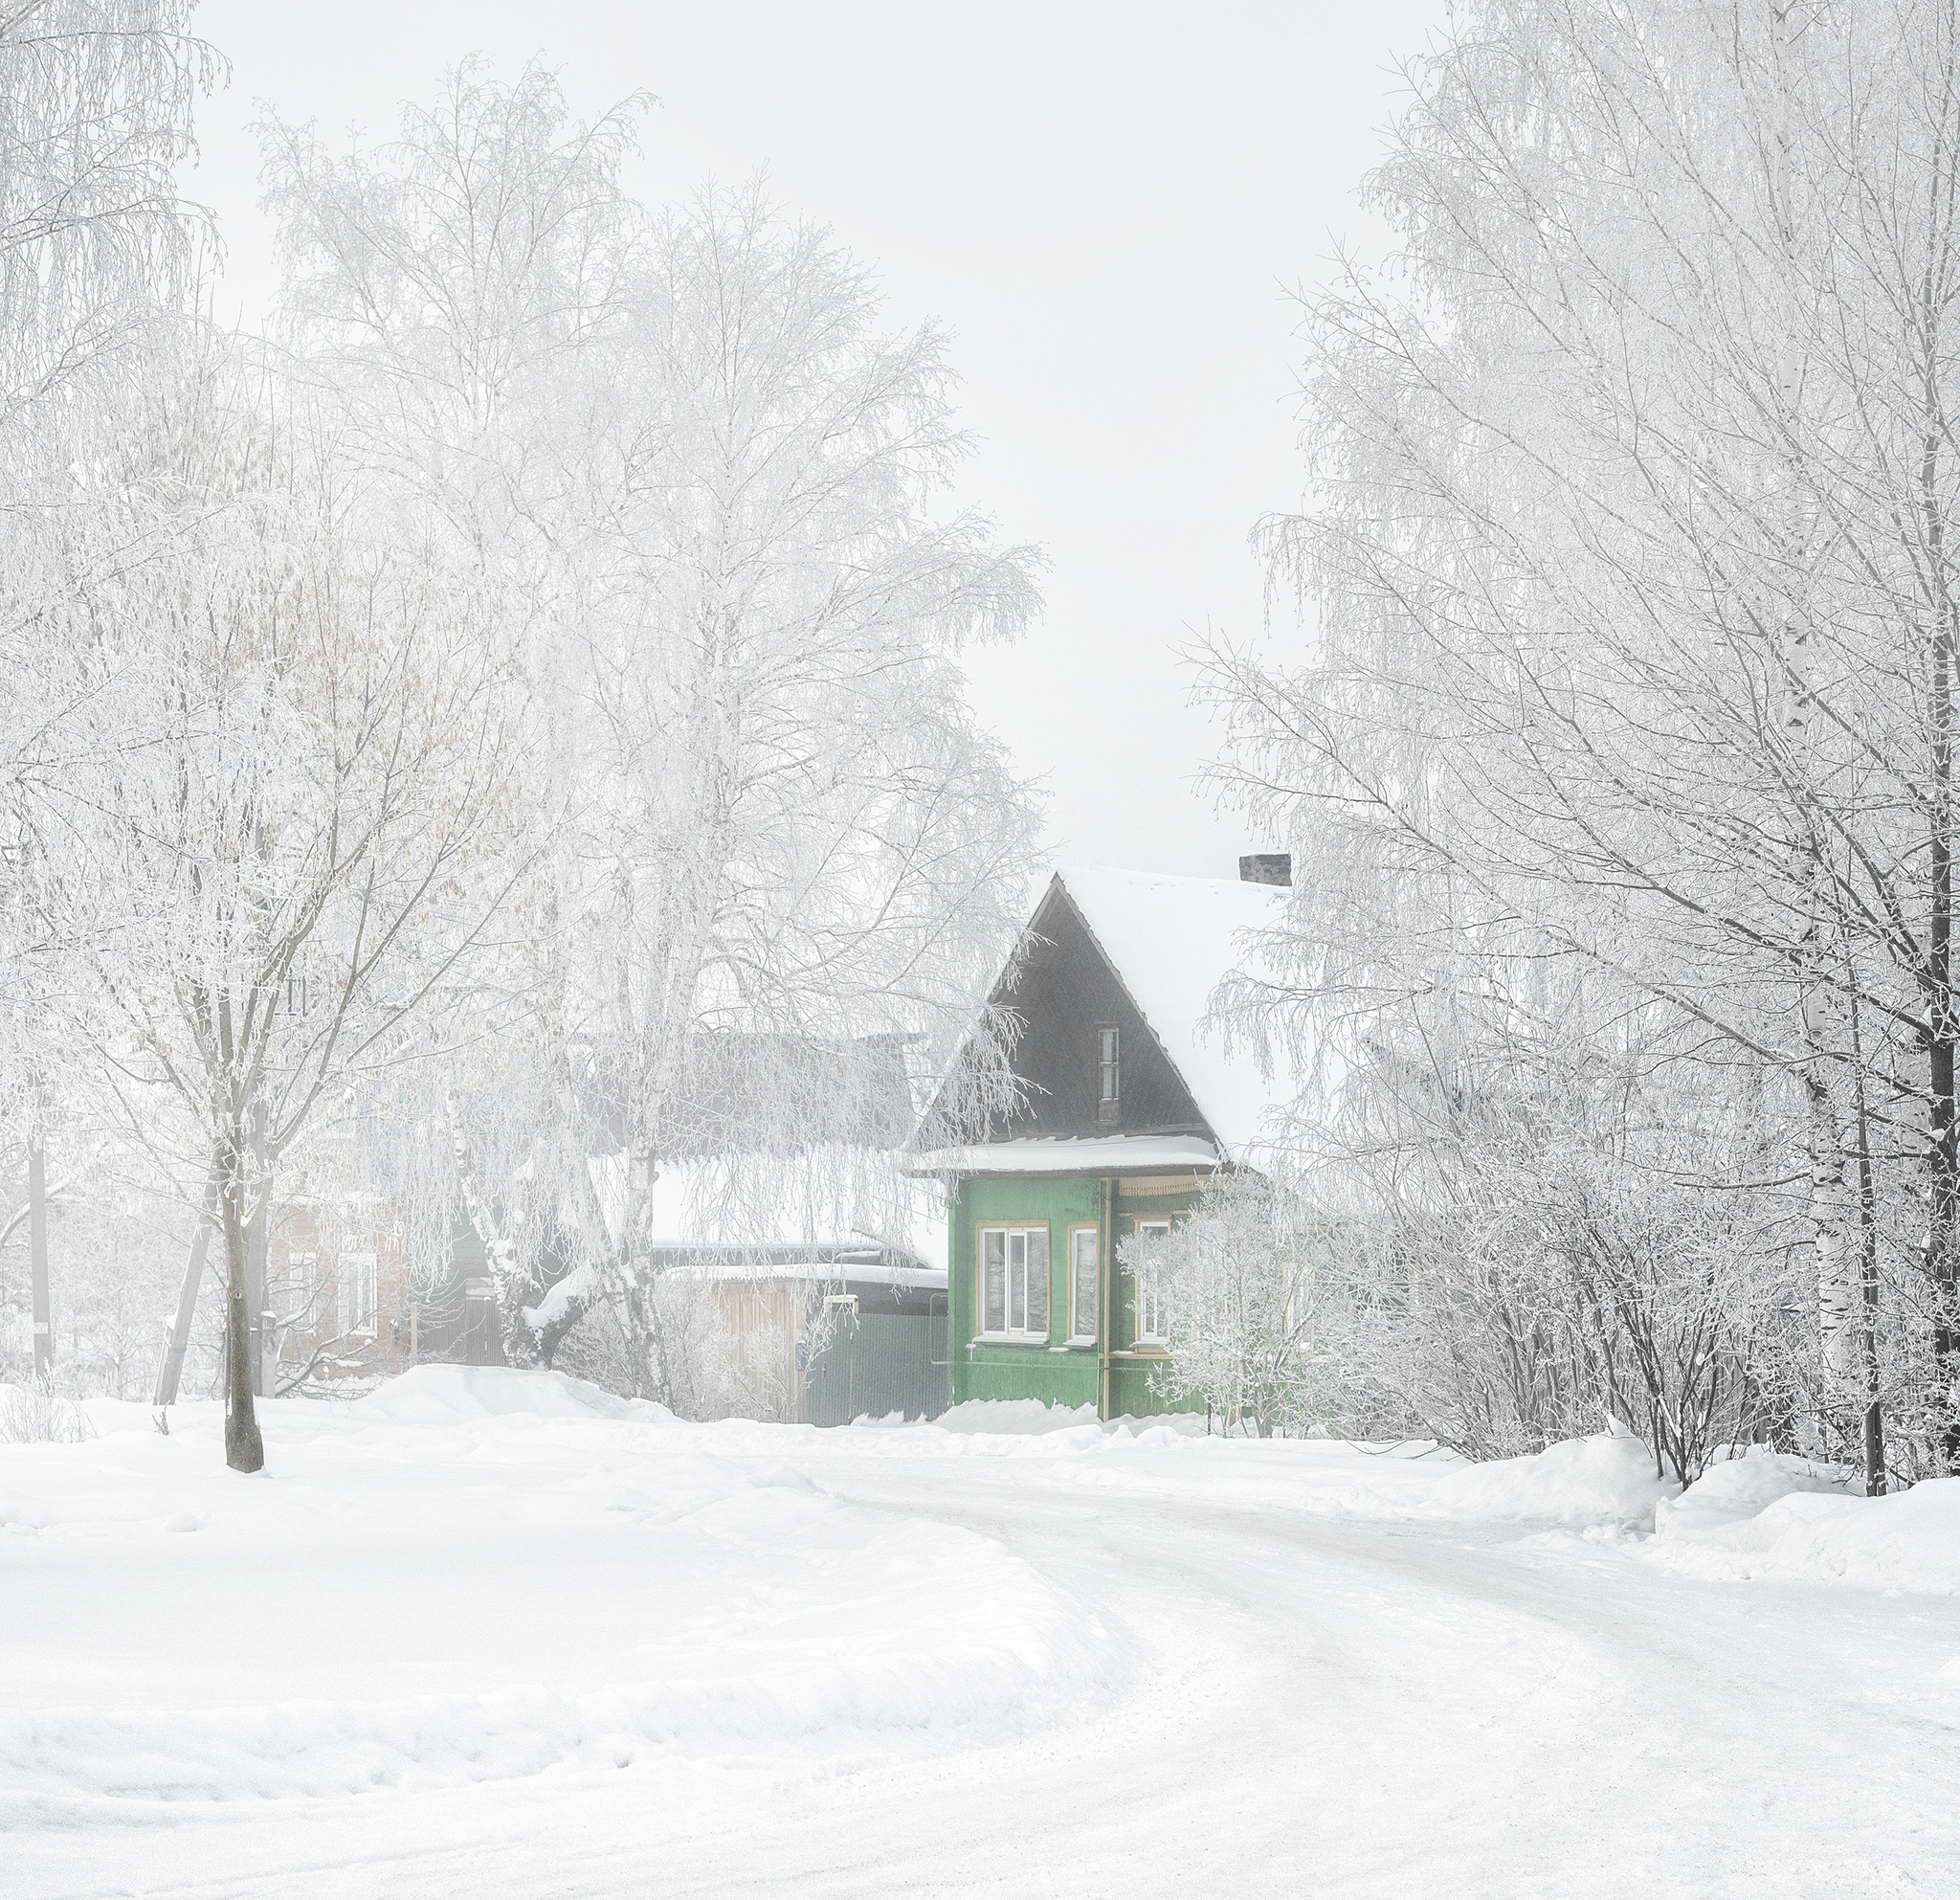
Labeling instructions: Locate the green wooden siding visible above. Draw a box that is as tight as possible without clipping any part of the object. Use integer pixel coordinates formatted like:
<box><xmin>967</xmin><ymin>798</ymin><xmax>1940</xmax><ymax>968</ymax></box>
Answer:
<box><xmin>948</xmin><ymin>1171</ymin><xmax>1210</xmax><ymax>1419</ymax></box>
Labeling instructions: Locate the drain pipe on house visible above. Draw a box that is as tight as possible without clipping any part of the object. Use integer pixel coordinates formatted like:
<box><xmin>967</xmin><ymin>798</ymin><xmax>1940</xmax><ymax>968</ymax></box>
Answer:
<box><xmin>1098</xmin><ymin>1175</ymin><xmax>1113</xmax><ymax>1421</ymax></box>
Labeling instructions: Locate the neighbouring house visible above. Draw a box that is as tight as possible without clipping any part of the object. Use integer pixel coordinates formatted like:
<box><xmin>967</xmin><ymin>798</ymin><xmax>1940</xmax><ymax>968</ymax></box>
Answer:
<box><xmin>431</xmin><ymin>1032</ymin><xmax>951</xmax><ymax>1420</ymax></box>
<box><xmin>253</xmin><ymin>1031</ymin><xmax>953</xmax><ymax>1416</ymax></box>
<box><xmin>262</xmin><ymin>1193</ymin><xmax>473</xmax><ymax>1395</ymax></box>
<box><xmin>636</xmin><ymin>1158</ymin><xmax>948</xmax><ymax>1423</ymax></box>
<box><xmin>903</xmin><ymin>858</ymin><xmax>1294</xmax><ymax>1419</ymax></box>
<box><xmin>562</xmin><ymin>1030</ymin><xmax>951</xmax><ymax>1423</ymax></box>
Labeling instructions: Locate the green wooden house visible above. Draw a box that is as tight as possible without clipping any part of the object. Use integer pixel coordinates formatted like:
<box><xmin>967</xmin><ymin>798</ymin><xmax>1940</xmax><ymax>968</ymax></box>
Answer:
<box><xmin>903</xmin><ymin>859</ymin><xmax>1293</xmax><ymax>1419</ymax></box>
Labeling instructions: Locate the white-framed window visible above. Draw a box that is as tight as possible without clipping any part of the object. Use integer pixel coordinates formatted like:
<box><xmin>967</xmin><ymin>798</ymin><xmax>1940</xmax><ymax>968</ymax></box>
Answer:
<box><xmin>1097</xmin><ymin>1024</ymin><xmax>1120</xmax><ymax>1125</ymax></box>
<box><xmin>1133</xmin><ymin>1220</ymin><xmax>1169</xmax><ymax>1345</ymax></box>
<box><xmin>1069</xmin><ymin>1224</ymin><xmax>1100</xmax><ymax>1343</ymax></box>
<box><xmin>338</xmin><ymin>1251</ymin><xmax>379</xmax><ymax>1340</ymax></box>
<box><xmin>979</xmin><ymin>1225</ymin><xmax>1050</xmax><ymax>1340</ymax></box>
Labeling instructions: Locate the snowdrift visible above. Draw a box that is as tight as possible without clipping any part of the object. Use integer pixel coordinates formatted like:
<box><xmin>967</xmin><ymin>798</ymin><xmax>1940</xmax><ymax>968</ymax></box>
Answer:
<box><xmin>348</xmin><ymin>1363</ymin><xmax>677</xmax><ymax>1427</ymax></box>
<box><xmin>1652</xmin><ymin>1451</ymin><xmax>1845</xmax><ymax>1538</ymax></box>
<box><xmin>1421</xmin><ymin>1430</ymin><xmax>1679</xmax><ymax>1528</ymax></box>
<box><xmin>930</xmin><ymin>1399</ymin><xmax>1103</xmax><ymax>1437</ymax></box>
<box><xmin>1</xmin><ymin>1520</ymin><xmax>1102</xmax><ymax>1809</ymax></box>
<box><xmin>1651</xmin><ymin>1464</ymin><xmax>1960</xmax><ymax>1593</ymax></box>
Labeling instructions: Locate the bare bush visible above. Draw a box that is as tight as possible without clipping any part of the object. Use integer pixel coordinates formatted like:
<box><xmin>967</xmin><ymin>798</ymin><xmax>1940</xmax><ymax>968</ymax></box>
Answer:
<box><xmin>0</xmin><ymin>1375</ymin><xmax>95</xmax><ymax>1444</ymax></box>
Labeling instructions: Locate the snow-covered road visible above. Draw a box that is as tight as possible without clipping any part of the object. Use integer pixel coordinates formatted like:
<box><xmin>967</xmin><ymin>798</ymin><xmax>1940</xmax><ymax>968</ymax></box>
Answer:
<box><xmin>8</xmin><ymin>1373</ymin><xmax>1960</xmax><ymax>1899</ymax></box>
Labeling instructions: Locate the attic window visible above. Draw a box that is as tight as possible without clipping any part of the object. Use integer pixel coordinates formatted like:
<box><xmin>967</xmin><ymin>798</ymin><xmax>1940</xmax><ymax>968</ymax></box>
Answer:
<box><xmin>1097</xmin><ymin>1024</ymin><xmax>1120</xmax><ymax>1125</ymax></box>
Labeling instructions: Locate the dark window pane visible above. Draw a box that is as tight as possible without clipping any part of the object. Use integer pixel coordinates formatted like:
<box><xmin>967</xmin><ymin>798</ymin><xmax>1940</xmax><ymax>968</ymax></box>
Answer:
<box><xmin>1073</xmin><ymin>1228</ymin><xmax>1098</xmax><ymax>1337</ymax></box>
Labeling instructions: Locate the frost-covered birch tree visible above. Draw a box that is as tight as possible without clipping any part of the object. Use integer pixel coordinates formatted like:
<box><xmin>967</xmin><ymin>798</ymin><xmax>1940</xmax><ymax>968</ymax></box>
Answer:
<box><xmin>258</xmin><ymin>66</ymin><xmax>1042</xmax><ymax>1398</ymax></box>
<box><xmin>513</xmin><ymin>185</ymin><xmax>1042</xmax><ymax>1386</ymax></box>
<box><xmin>0</xmin><ymin>1</ymin><xmax>217</xmax><ymax>448</ymax></box>
<box><xmin>1205</xmin><ymin>0</ymin><xmax>1960</xmax><ymax>1483</ymax></box>
<box><xmin>0</xmin><ymin>2</ymin><xmax>219</xmax><ymax>1394</ymax></box>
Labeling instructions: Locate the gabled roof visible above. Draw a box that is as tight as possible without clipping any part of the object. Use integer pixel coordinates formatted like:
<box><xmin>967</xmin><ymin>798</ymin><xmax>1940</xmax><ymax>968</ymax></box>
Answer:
<box><xmin>909</xmin><ymin>863</ymin><xmax>1296</xmax><ymax>1174</ymax></box>
<box><xmin>1052</xmin><ymin>864</ymin><xmax>1292</xmax><ymax>1159</ymax></box>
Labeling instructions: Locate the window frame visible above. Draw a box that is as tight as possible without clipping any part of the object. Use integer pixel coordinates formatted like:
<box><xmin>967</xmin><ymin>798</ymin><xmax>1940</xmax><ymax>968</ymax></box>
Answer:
<box><xmin>1131</xmin><ymin>1219</ymin><xmax>1170</xmax><ymax>1347</ymax></box>
<box><xmin>1066</xmin><ymin>1221</ymin><xmax>1101</xmax><ymax>1346</ymax></box>
<box><xmin>973</xmin><ymin>1221</ymin><xmax>1052</xmax><ymax>1344</ymax></box>
<box><xmin>338</xmin><ymin>1250</ymin><xmax>379</xmax><ymax>1341</ymax></box>
<box><xmin>285</xmin><ymin>1250</ymin><xmax>320</xmax><ymax>1316</ymax></box>
<box><xmin>1096</xmin><ymin>1022</ymin><xmax>1120</xmax><ymax>1126</ymax></box>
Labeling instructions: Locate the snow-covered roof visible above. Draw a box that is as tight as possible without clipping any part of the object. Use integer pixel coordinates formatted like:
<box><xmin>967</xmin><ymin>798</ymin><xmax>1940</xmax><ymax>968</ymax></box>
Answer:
<box><xmin>902</xmin><ymin>1134</ymin><xmax>1222</xmax><ymax>1178</ymax></box>
<box><xmin>593</xmin><ymin>1151</ymin><xmax>947</xmax><ymax>1274</ymax></box>
<box><xmin>1052</xmin><ymin>864</ymin><xmax>1293</xmax><ymax>1160</ymax></box>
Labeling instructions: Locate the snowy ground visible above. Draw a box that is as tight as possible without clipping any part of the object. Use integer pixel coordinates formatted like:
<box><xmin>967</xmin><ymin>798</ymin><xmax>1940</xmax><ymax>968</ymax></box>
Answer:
<box><xmin>6</xmin><ymin>1371</ymin><xmax>1960</xmax><ymax>1899</ymax></box>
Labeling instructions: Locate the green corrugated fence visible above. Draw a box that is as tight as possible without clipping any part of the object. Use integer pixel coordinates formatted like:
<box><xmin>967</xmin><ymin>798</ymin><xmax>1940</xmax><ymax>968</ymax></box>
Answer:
<box><xmin>805</xmin><ymin>1308</ymin><xmax>950</xmax><ymax>1426</ymax></box>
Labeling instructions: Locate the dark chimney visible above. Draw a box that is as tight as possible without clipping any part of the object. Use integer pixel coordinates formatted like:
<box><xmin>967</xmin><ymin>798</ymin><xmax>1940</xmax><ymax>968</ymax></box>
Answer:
<box><xmin>1238</xmin><ymin>853</ymin><xmax>1291</xmax><ymax>887</ymax></box>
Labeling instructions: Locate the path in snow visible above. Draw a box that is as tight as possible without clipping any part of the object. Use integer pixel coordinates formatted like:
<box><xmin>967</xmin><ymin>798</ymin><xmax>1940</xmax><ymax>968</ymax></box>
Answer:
<box><xmin>12</xmin><ymin>1416</ymin><xmax>1959</xmax><ymax>1900</ymax></box>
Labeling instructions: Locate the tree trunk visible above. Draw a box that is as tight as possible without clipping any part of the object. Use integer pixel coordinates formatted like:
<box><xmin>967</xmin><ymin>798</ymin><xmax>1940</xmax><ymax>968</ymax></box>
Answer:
<box><xmin>1928</xmin><ymin>569</ymin><xmax>1959</xmax><ymax>1469</ymax></box>
<box><xmin>28</xmin><ymin>1141</ymin><xmax>50</xmax><ymax>1380</ymax></box>
<box><xmin>1846</xmin><ymin>969</ymin><xmax>1888</xmax><ymax>1496</ymax></box>
<box><xmin>220</xmin><ymin>1127</ymin><xmax>264</xmax><ymax>1473</ymax></box>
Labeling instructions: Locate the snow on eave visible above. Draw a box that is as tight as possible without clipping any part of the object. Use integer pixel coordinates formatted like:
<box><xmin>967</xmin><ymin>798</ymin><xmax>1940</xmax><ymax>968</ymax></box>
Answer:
<box><xmin>901</xmin><ymin>1134</ymin><xmax>1225</xmax><ymax>1178</ymax></box>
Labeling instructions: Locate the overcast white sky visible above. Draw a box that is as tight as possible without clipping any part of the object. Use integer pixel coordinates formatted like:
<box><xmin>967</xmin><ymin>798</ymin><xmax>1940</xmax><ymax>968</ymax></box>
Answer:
<box><xmin>189</xmin><ymin>0</ymin><xmax>1449</xmax><ymax>881</ymax></box>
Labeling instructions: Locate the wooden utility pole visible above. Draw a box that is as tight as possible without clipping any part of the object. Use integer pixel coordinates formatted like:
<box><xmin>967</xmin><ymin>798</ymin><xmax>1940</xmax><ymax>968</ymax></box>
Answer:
<box><xmin>154</xmin><ymin>1172</ymin><xmax>220</xmax><ymax>1410</ymax></box>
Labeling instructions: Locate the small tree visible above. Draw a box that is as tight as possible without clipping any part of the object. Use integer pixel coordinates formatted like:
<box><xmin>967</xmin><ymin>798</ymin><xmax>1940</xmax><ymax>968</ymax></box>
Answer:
<box><xmin>16</xmin><ymin>335</ymin><xmax>523</xmax><ymax>1469</ymax></box>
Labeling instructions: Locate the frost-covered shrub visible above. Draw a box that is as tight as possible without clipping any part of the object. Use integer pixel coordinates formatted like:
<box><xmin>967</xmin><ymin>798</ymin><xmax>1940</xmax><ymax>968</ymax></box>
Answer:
<box><xmin>0</xmin><ymin>1377</ymin><xmax>94</xmax><ymax>1444</ymax></box>
<box><xmin>1123</xmin><ymin>1172</ymin><xmax>1327</xmax><ymax>1437</ymax></box>
<box><xmin>1314</xmin><ymin>1130</ymin><xmax>1805</xmax><ymax>1485</ymax></box>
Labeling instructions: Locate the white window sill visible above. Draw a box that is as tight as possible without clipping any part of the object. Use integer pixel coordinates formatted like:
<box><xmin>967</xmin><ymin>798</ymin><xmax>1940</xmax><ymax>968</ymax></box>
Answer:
<box><xmin>971</xmin><ymin>1333</ymin><xmax>1051</xmax><ymax>1347</ymax></box>
<box><xmin>1065</xmin><ymin>1335</ymin><xmax>1098</xmax><ymax>1349</ymax></box>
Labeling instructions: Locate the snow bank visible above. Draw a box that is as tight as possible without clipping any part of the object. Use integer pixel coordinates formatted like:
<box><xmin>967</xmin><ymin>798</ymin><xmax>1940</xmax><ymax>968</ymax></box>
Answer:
<box><xmin>348</xmin><ymin>1364</ymin><xmax>675</xmax><ymax>1427</ymax></box>
<box><xmin>930</xmin><ymin>1399</ymin><xmax>1102</xmax><ymax>1437</ymax></box>
<box><xmin>1424</xmin><ymin>1431</ymin><xmax>1679</xmax><ymax>1529</ymax></box>
<box><xmin>962</xmin><ymin>1424</ymin><xmax>1682</xmax><ymax>1529</ymax></box>
<box><xmin>1650</xmin><ymin>1472</ymin><xmax>1960</xmax><ymax>1593</ymax></box>
<box><xmin>0</xmin><ymin>1503</ymin><xmax>1106</xmax><ymax>1809</ymax></box>
<box><xmin>834</xmin><ymin>1412</ymin><xmax>1680</xmax><ymax>1529</ymax></box>
<box><xmin>0</xmin><ymin>1371</ymin><xmax>1116</xmax><ymax>1819</ymax></box>
<box><xmin>1652</xmin><ymin>1452</ymin><xmax>1845</xmax><ymax>1538</ymax></box>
